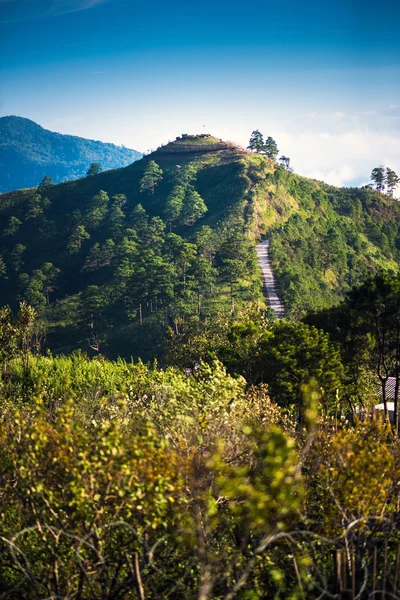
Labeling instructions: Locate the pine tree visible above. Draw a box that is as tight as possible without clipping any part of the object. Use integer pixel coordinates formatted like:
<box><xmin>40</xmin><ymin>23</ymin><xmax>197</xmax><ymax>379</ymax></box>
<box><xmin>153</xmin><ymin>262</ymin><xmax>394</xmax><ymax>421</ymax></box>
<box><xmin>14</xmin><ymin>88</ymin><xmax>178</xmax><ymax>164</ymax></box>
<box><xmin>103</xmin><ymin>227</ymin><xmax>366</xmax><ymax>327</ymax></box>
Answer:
<box><xmin>264</xmin><ymin>137</ymin><xmax>279</xmax><ymax>161</ymax></box>
<box><xmin>385</xmin><ymin>167</ymin><xmax>400</xmax><ymax>198</ymax></box>
<box><xmin>86</xmin><ymin>162</ymin><xmax>101</xmax><ymax>176</ymax></box>
<box><xmin>165</xmin><ymin>185</ymin><xmax>185</xmax><ymax>230</ymax></box>
<box><xmin>181</xmin><ymin>188</ymin><xmax>208</xmax><ymax>226</ymax></box>
<box><xmin>247</xmin><ymin>130</ymin><xmax>265</xmax><ymax>153</ymax></box>
<box><xmin>370</xmin><ymin>166</ymin><xmax>385</xmax><ymax>193</ymax></box>
<box><xmin>67</xmin><ymin>225</ymin><xmax>90</xmax><ymax>254</ymax></box>
<box><xmin>279</xmin><ymin>156</ymin><xmax>292</xmax><ymax>171</ymax></box>
<box><xmin>140</xmin><ymin>161</ymin><xmax>163</xmax><ymax>195</ymax></box>
<box><xmin>37</xmin><ymin>176</ymin><xmax>54</xmax><ymax>193</ymax></box>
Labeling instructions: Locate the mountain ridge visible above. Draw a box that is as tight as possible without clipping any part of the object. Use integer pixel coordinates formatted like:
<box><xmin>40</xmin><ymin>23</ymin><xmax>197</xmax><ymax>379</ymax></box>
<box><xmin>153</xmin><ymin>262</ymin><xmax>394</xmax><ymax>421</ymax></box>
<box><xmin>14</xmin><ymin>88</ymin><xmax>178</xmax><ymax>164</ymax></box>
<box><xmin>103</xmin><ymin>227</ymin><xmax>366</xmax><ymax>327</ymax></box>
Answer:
<box><xmin>0</xmin><ymin>135</ymin><xmax>399</xmax><ymax>359</ymax></box>
<box><xmin>0</xmin><ymin>115</ymin><xmax>142</xmax><ymax>192</ymax></box>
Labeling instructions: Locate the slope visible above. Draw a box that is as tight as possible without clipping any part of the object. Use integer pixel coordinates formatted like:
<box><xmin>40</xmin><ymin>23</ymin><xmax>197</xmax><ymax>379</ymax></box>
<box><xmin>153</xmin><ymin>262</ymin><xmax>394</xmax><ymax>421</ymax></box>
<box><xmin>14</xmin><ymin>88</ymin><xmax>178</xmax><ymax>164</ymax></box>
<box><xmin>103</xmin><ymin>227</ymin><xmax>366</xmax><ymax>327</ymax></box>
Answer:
<box><xmin>0</xmin><ymin>134</ymin><xmax>399</xmax><ymax>359</ymax></box>
<box><xmin>0</xmin><ymin>116</ymin><xmax>142</xmax><ymax>192</ymax></box>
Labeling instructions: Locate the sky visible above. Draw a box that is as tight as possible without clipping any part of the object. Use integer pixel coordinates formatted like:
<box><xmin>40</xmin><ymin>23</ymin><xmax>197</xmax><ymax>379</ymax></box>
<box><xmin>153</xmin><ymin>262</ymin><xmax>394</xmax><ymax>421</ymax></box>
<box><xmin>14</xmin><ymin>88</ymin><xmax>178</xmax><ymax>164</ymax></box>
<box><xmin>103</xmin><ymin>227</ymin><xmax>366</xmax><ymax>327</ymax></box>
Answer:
<box><xmin>1</xmin><ymin>0</ymin><xmax>399</xmax><ymax>187</ymax></box>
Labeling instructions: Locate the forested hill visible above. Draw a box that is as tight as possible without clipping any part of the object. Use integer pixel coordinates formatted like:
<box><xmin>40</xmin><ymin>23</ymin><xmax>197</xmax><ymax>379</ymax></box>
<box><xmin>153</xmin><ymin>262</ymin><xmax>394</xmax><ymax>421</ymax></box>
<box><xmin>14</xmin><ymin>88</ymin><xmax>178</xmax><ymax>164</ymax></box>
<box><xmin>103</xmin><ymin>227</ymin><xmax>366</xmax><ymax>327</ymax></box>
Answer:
<box><xmin>0</xmin><ymin>133</ymin><xmax>399</xmax><ymax>359</ymax></box>
<box><xmin>0</xmin><ymin>116</ymin><xmax>142</xmax><ymax>192</ymax></box>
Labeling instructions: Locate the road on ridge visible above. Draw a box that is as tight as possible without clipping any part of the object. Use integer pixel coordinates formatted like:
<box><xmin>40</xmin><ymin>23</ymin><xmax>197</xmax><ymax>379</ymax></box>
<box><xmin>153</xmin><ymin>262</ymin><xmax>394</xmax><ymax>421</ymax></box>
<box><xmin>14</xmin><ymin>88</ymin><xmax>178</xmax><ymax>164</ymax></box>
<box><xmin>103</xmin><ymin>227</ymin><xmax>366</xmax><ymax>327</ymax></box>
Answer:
<box><xmin>256</xmin><ymin>240</ymin><xmax>284</xmax><ymax>318</ymax></box>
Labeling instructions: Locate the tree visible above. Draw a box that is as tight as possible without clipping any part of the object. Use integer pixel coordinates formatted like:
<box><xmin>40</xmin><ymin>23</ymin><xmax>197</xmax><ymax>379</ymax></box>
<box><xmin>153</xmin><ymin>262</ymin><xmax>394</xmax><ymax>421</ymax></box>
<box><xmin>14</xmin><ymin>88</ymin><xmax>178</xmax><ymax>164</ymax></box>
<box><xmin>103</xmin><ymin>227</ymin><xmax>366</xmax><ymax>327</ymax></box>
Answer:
<box><xmin>258</xmin><ymin>321</ymin><xmax>344</xmax><ymax>419</ymax></box>
<box><xmin>165</xmin><ymin>185</ymin><xmax>185</xmax><ymax>230</ymax></box>
<box><xmin>84</xmin><ymin>190</ymin><xmax>109</xmax><ymax>230</ymax></box>
<box><xmin>181</xmin><ymin>188</ymin><xmax>207</xmax><ymax>227</ymax></box>
<box><xmin>385</xmin><ymin>167</ymin><xmax>400</xmax><ymax>198</ymax></box>
<box><xmin>86</xmin><ymin>162</ymin><xmax>101</xmax><ymax>176</ymax></box>
<box><xmin>83</xmin><ymin>239</ymin><xmax>116</xmax><ymax>271</ymax></box>
<box><xmin>140</xmin><ymin>160</ymin><xmax>163</xmax><ymax>195</ymax></box>
<box><xmin>0</xmin><ymin>256</ymin><xmax>6</xmax><ymax>279</ymax></box>
<box><xmin>279</xmin><ymin>155</ymin><xmax>292</xmax><ymax>171</ymax></box>
<box><xmin>347</xmin><ymin>272</ymin><xmax>400</xmax><ymax>430</ymax></box>
<box><xmin>25</xmin><ymin>194</ymin><xmax>51</xmax><ymax>220</ymax></box>
<box><xmin>3</xmin><ymin>216</ymin><xmax>22</xmax><ymax>236</ymax></box>
<box><xmin>9</xmin><ymin>244</ymin><xmax>26</xmax><ymax>272</ymax></box>
<box><xmin>370</xmin><ymin>166</ymin><xmax>385</xmax><ymax>192</ymax></box>
<box><xmin>264</xmin><ymin>136</ymin><xmax>279</xmax><ymax>161</ymax></box>
<box><xmin>37</xmin><ymin>175</ymin><xmax>54</xmax><ymax>193</ymax></box>
<box><xmin>108</xmin><ymin>203</ymin><xmax>125</xmax><ymax>238</ymax></box>
<box><xmin>247</xmin><ymin>130</ymin><xmax>265</xmax><ymax>153</ymax></box>
<box><xmin>40</xmin><ymin>262</ymin><xmax>60</xmax><ymax>304</ymax></box>
<box><xmin>67</xmin><ymin>224</ymin><xmax>90</xmax><ymax>254</ymax></box>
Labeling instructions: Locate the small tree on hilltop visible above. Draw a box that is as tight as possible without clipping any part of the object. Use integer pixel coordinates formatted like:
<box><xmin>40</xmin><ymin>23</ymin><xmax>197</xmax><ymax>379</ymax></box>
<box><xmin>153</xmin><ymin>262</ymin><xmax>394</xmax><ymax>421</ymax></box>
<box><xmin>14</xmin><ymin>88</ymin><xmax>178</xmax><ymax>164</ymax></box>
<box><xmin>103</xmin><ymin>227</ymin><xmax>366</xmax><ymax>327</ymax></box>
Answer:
<box><xmin>370</xmin><ymin>166</ymin><xmax>385</xmax><ymax>193</ymax></box>
<box><xmin>279</xmin><ymin>155</ymin><xmax>292</xmax><ymax>171</ymax></box>
<box><xmin>140</xmin><ymin>160</ymin><xmax>163</xmax><ymax>195</ymax></box>
<box><xmin>386</xmin><ymin>167</ymin><xmax>400</xmax><ymax>198</ymax></box>
<box><xmin>37</xmin><ymin>175</ymin><xmax>54</xmax><ymax>193</ymax></box>
<box><xmin>86</xmin><ymin>162</ymin><xmax>101</xmax><ymax>176</ymax></box>
<box><xmin>264</xmin><ymin>136</ymin><xmax>279</xmax><ymax>161</ymax></box>
<box><xmin>247</xmin><ymin>130</ymin><xmax>265</xmax><ymax>153</ymax></box>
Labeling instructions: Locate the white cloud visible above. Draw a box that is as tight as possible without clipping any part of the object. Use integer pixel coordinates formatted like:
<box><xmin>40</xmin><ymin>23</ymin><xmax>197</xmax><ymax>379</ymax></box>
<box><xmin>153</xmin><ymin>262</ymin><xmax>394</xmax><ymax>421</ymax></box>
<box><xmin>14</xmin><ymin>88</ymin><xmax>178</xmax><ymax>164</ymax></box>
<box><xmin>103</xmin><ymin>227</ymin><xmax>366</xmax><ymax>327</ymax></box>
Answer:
<box><xmin>274</xmin><ymin>129</ymin><xmax>400</xmax><ymax>187</ymax></box>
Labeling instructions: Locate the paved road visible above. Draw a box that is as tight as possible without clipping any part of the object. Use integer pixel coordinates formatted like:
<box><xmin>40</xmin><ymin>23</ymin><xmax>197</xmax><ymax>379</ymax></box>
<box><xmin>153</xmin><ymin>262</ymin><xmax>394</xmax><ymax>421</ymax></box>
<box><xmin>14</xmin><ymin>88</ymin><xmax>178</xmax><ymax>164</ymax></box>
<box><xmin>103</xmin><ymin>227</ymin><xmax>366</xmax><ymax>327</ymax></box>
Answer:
<box><xmin>256</xmin><ymin>240</ymin><xmax>285</xmax><ymax>318</ymax></box>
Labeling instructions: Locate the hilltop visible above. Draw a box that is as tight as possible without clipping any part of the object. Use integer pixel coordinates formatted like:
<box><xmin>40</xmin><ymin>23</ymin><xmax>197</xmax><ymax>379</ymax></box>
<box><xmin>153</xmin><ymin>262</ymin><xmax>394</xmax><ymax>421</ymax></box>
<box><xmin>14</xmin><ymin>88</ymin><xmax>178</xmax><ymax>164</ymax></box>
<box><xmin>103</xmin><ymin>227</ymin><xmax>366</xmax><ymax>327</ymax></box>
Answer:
<box><xmin>0</xmin><ymin>116</ymin><xmax>142</xmax><ymax>192</ymax></box>
<box><xmin>0</xmin><ymin>134</ymin><xmax>399</xmax><ymax>359</ymax></box>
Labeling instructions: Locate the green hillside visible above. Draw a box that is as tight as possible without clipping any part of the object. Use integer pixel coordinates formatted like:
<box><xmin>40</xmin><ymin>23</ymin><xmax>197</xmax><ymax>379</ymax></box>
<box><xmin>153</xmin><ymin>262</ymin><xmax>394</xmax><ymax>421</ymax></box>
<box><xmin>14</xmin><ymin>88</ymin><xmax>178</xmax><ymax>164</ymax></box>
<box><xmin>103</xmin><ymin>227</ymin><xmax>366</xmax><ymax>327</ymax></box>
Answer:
<box><xmin>0</xmin><ymin>116</ymin><xmax>142</xmax><ymax>192</ymax></box>
<box><xmin>0</xmin><ymin>134</ymin><xmax>399</xmax><ymax>359</ymax></box>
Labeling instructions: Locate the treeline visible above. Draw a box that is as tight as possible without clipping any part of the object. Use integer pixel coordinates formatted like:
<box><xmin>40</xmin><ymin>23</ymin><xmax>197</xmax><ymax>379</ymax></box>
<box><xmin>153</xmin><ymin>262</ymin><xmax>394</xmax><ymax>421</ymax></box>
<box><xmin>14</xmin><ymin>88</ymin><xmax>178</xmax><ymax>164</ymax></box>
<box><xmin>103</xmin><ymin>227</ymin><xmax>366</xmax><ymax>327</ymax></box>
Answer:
<box><xmin>370</xmin><ymin>165</ymin><xmax>400</xmax><ymax>197</ymax></box>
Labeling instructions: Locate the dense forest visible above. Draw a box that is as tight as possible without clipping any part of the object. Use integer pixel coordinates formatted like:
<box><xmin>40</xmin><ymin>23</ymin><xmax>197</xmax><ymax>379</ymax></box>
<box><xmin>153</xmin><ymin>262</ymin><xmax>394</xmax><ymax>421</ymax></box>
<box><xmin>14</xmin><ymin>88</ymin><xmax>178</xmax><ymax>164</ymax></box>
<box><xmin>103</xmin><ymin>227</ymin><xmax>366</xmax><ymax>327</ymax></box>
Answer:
<box><xmin>0</xmin><ymin>116</ymin><xmax>142</xmax><ymax>192</ymax></box>
<box><xmin>0</xmin><ymin>134</ymin><xmax>399</xmax><ymax>359</ymax></box>
<box><xmin>1</xmin><ymin>134</ymin><xmax>400</xmax><ymax>597</ymax></box>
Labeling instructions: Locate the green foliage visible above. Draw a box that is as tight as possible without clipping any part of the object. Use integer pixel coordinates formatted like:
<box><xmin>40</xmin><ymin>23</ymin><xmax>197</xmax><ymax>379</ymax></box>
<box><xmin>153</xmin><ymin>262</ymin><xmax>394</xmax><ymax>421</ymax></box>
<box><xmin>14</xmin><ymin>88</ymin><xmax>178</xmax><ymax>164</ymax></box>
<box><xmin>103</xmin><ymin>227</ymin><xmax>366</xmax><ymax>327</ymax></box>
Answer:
<box><xmin>264</xmin><ymin>136</ymin><xmax>279</xmax><ymax>161</ymax></box>
<box><xmin>370</xmin><ymin>165</ymin><xmax>385</xmax><ymax>192</ymax></box>
<box><xmin>181</xmin><ymin>187</ymin><xmax>208</xmax><ymax>226</ymax></box>
<box><xmin>37</xmin><ymin>175</ymin><xmax>54</xmax><ymax>193</ymax></box>
<box><xmin>0</xmin><ymin>334</ymin><xmax>399</xmax><ymax>598</ymax></box>
<box><xmin>165</xmin><ymin>184</ymin><xmax>185</xmax><ymax>229</ymax></box>
<box><xmin>0</xmin><ymin>140</ymin><xmax>399</xmax><ymax>361</ymax></box>
<box><xmin>67</xmin><ymin>224</ymin><xmax>90</xmax><ymax>254</ymax></box>
<box><xmin>307</xmin><ymin>272</ymin><xmax>400</xmax><ymax>425</ymax></box>
<box><xmin>386</xmin><ymin>167</ymin><xmax>400</xmax><ymax>197</ymax></box>
<box><xmin>140</xmin><ymin>160</ymin><xmax>163</xmax><ymax>195</ymax></box>
<box><xmin>86</xmin><ymin>161</ymin><xmax>102</xmax><ymax>176</ymax></box>
<box><xmin>3</xmin><ymin>216</ymin><xmax>22</xmax><ymax>236</ymax></box>
<box><xmin>247</xmin><ymin>129</ymin><xmax>265</xmax><ymax>153</ymax></box>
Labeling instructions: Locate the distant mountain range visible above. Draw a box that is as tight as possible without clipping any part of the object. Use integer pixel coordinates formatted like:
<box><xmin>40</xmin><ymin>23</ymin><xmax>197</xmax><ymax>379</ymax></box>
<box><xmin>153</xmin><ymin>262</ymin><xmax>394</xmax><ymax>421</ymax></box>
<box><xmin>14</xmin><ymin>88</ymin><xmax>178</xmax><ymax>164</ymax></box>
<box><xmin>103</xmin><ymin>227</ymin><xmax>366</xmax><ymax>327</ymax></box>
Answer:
<box><xmin>0</xmin><ymin>116</ymin><xmax>142</xmax><ymax>192</ymax></box>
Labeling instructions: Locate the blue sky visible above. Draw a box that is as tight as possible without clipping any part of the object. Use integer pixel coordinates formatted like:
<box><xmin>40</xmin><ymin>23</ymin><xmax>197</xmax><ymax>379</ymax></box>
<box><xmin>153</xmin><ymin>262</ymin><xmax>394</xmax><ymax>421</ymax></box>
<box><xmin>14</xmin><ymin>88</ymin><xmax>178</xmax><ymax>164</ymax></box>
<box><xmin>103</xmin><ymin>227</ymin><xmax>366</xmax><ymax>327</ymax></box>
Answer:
<box><xmin>1</xmin><ymin>0</ymin><xmax>399</xmax><ymax>186</ymax></box>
